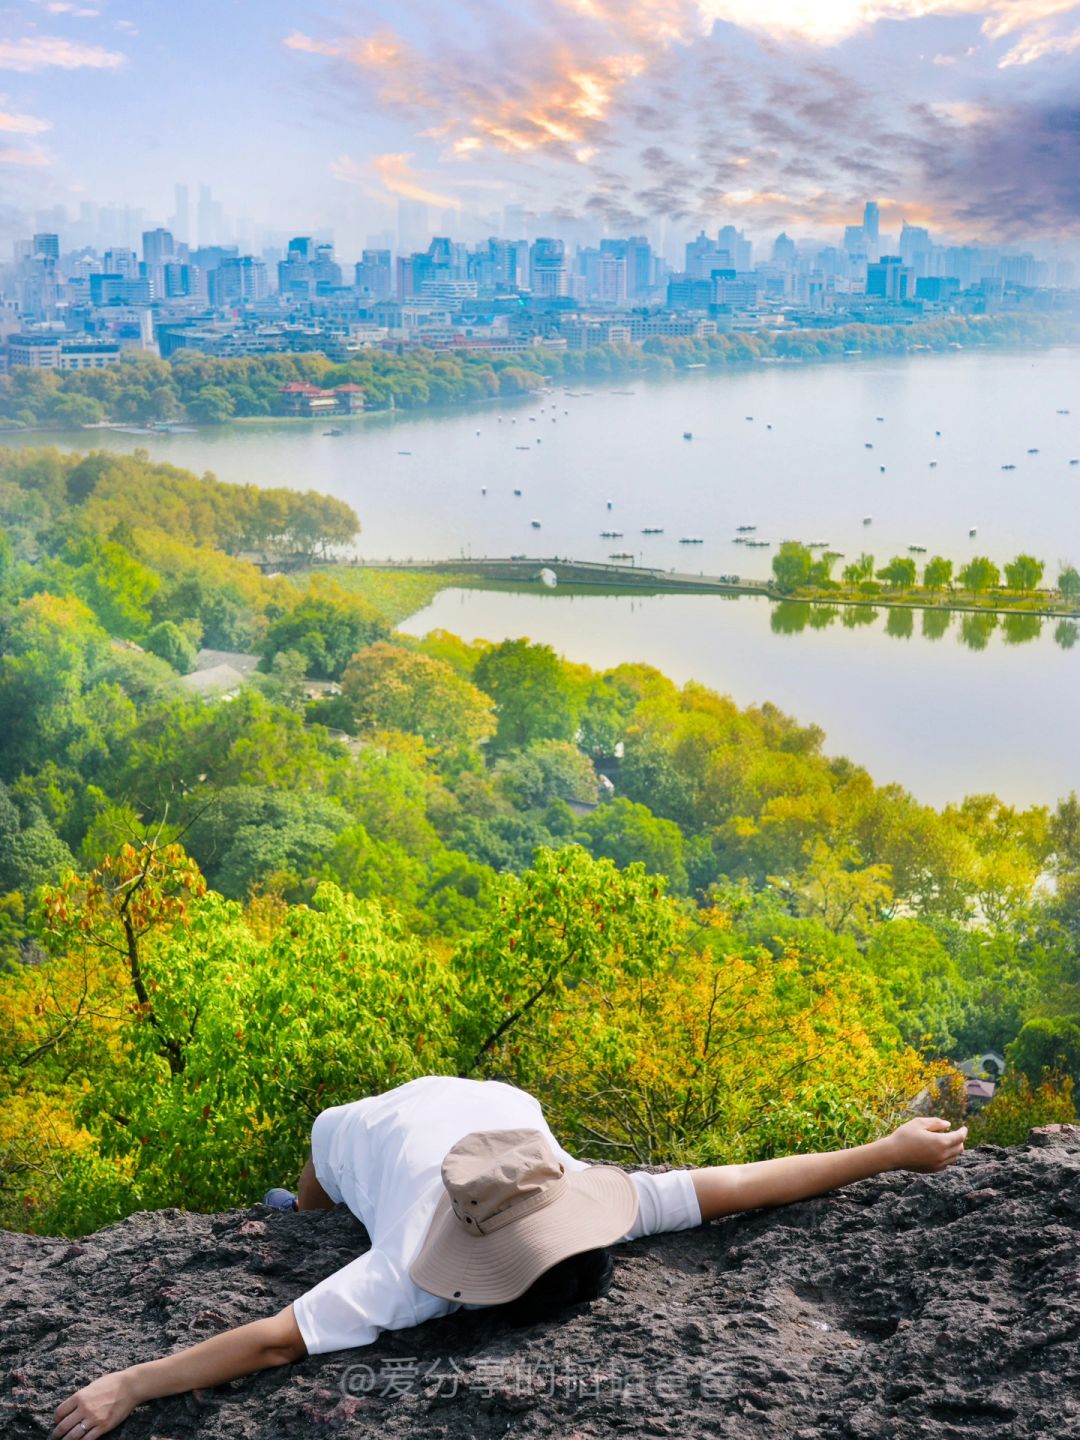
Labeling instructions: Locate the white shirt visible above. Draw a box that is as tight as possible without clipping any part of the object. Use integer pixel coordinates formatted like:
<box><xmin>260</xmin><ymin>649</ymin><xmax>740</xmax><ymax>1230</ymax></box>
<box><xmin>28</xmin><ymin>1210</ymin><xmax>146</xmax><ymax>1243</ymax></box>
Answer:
<box><xmin>291</xmin><ymin>1075</ymin><xmax>701</xmax><ymax>1355</ymax></box>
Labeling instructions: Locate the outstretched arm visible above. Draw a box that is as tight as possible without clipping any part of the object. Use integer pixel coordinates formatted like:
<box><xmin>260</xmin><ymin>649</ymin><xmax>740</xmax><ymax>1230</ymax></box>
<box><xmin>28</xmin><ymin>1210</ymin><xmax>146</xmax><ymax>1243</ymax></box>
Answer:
<box><xmin>51</xmin><ymin>1305</ymin><xmax>306</xmax><ymax>1440</ymax></box>
<box><xmin>691</xmin><ymin>1116</ymin><xmax>967</xmax><ymax>1223</ymax></box>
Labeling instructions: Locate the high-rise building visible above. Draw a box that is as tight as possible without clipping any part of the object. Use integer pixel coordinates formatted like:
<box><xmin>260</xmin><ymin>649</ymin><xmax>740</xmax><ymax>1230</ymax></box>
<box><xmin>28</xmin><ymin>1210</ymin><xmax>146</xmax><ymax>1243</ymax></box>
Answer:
<box><xmin>397</xmin><ymin>199</ymin><xmax>429</xmax><ymax>256</ymax></box>
<box><xmin>355</xmin><ymin>249</ymin><xmax>392</xmax><ymax>300</ymax></box>
<box><xmin>171</xmin><ymin>184</ymin><xmax>190</xmax><ymax>243</ymax></box>
<box><xmin>209</xmin><ymin>256</ymin><xmax>269</xmax><ymax>306</ymax></box>
<box><xmin>866</xmin><ymin>255</ymin><xmax>912</xmax><ymax>302</ymax></box>
<box><xmin>899</xmin><ymin>222</ymin><xmax>932</xmax><ymax>276</ymax></box>
<box><xmin>529</xmin><ymin>237</ymin><xmax>567</xmax><ymax>297</ymax></box>
<box><xmin>142</xmin><ymin>228</ymin><xmax>175</xmax><ymax>266</ymax></box>
<box><xmin>772</xmin><ymin>232</ymin><xmax>797</xmax><ymax>267</ymax></box>
<box><xmin>718</xmin><ymin>225</ymin><xmax>752</xmax><ymax>271</ymax></box>
<box><xmin>862</xmin><ymin>201</ymin><xmax>880</xmax><ymax>261</ymax></box>
<box><xmin>32</xmin><ymin>233</ymin><xmax>60</xmax><ymax>261</ymax></box>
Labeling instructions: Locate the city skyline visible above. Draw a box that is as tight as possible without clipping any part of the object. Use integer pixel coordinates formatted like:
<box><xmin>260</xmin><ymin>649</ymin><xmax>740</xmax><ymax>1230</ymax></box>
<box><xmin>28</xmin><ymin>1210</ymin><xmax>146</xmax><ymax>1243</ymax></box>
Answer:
<box><xmin>1</xmin><ymin>0</ymin><xmax>1079</xmax><ymax>258</ymax></box>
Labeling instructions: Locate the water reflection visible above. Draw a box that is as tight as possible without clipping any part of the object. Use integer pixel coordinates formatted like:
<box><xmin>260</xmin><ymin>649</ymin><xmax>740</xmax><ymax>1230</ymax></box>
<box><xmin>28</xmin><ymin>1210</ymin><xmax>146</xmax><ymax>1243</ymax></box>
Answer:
<box><xmin>764</xmin><ymin>597</ymin><xmax>1069</xmax><ymax>652</ymax></box>
<box><xmin>922</xmin><ymin>608</ymin><xmax>952</xmax><ymax>640</ymax></box>
<box><xmin>885</xmin><ymin>607</ymin><xmax>914</xmax><ymax>640</ymax></box>
<box><xmin>1001</xmin><ymin>613</ymin><xmax>1043</xmax><ymax>646</ymax></box>
<box><xmin>841</xmin><ymin>605</ymin><xmax>878</xmax><ymax>628</ymax></box>
<box><xmin>959</xmin><ymin>612</ymin><xmax>999</xmax><ymax>651</ymax></box>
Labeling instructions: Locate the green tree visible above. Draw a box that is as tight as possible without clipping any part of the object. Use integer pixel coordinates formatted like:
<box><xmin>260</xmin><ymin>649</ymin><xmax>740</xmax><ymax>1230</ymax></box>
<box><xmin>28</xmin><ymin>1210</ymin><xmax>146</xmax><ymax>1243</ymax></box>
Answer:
<box><xmin>493</xmin><ymin>740</ymin><xmax>598</xmax><ymax>809</ymax></box>
<box><xmin>1003</xmin><ymin>554</ymin><xmax>1045</xmax><ymax>592</ymax></box>
<box><xmin>841</xmin><ymin>553</ymin><xmax>874</xmax><ymax>586</ymax></box>
<box><xmin>473</xmin><ymin>639</ymin><xmax>580</xmax><ymax>751</ymax></box>
<box><xmin>958</xmin><ymin>556</ymin><xmax>1001</xmax><ymax>597</ymax></box>
<box><xmin>1058</xmin><ymin>565</ymin><xmax>1080</xmax><ymax>603</ymax></box>
<box><xmin>578</xmin><ymin>797</ymin><xmax>690</xmax><ymax>895</ymax></box>
<box><xmin>342</xmin><ymin>641</ymin><xmax>495</xmax><ymax>756</ymax></box>
<box><xmin>875</xmin><ymin>556</ymin><xmax>916</xmax><ymax>590</ymax></box>
<box><xmin>261</xmin><ymin>587</ymin><xmax>388</xmax><ymax>680</ymax></box>
<box><xmin>923</xmin><ymin>556</ymin><xmax>953</xmax><ymax>594</ymax></box>
<box><xmin>145</xmin><ymin>620</ymin><xmax>197</xmax><ymax>675</ymax></box>
<box><xmin>1007</xmin><ymin>1016</ymin><xmax>1080</xmax><ymax>1087</ymax></box>
<box><xmin>771</xmin><ymin>541</ymin><xmax>813</xmax><ymax>592</ymax></box>
<box><xmin>186</xmin><ymin>386</ymin><xmax>236</xmax><ymax>424</ymax></box>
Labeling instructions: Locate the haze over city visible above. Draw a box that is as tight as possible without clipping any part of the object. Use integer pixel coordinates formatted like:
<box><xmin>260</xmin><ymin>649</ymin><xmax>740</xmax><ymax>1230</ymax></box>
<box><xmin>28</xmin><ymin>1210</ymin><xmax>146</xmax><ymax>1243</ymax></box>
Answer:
<box><xmin>2</xmin><ymin>0</ymin><xmax>1080</xmax><ymax>259</ymax></box>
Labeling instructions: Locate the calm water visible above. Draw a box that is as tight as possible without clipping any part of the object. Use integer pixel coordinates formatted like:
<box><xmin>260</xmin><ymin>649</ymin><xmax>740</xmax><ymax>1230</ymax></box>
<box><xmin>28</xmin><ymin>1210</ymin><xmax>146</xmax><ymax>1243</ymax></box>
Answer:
<box><xmin>17</xmin><ymin>347</ymin><xmax>1080</xmax><ymax>570</ymax></box>
<box><xmin>398</xmin><ymin>589</ymin><xmax>1078</xmax><ymax>808</ymax></box>
<box><xmin>13</xmin><ymin>347</ymin><xmax>1080</xmax><ymax>805</ymax></box>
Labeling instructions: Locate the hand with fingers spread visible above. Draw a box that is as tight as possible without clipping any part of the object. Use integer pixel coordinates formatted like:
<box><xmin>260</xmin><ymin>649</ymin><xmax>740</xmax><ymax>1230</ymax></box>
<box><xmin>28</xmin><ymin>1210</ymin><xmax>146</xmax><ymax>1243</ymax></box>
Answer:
<box><xmin>882</xmin><ymin>1115</ymin><xmax>968</xmax><ymax>1173</ymax></box>
<box><xmin>51</xmin><ymin>1370</ymin><xmax>137</xmax><ymax>1440</ymax></box>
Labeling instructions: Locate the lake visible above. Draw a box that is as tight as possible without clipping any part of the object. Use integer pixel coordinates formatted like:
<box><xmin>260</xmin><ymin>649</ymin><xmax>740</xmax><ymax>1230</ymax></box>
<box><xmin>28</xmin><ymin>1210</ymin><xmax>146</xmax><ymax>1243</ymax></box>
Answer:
<box><xmin>17</xmin><ymin>346</ymin><xmax>1080</xmax><ymax>570</ymax></box>
<box><xmin>12</xmin><ymin>345</ymin><xmax>1080</xmax><ymax>807</ymax></box>
<box><xmin>398</xmin><ymin>588</ymin><xmax>1078</xmax><ymax>809</ymax></box>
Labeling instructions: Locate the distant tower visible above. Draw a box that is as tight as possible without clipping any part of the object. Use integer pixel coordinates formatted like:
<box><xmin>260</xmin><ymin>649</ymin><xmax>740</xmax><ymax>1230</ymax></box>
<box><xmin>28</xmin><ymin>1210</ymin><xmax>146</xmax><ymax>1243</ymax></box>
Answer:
<box><xmin>172</xmin><ymin>184</ymin><xmax>190</xmax><ymax>243</ymax></box>
<box><xmin>863</xmin><ymin>201</ymin><xmax>880</xmax><ymax>262</ymax></box>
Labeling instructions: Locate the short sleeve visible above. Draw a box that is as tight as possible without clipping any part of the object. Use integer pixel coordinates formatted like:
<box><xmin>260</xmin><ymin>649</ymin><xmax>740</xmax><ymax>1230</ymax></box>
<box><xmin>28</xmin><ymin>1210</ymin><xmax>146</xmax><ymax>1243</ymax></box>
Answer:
<box><xmin>292</xmin><ymin>1246</ymin><xmax>456</xmax><ymax>1355</ymax></box>
<box><xmin>622</xmin><ymin>1169</ymin><xmax>701</xmax><ymax>1241</ymax></box>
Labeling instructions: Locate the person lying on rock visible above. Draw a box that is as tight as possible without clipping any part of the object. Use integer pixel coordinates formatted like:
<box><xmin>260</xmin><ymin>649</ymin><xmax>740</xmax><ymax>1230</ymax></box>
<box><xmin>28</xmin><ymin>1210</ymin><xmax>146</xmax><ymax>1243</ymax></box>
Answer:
<box><xmin>51</xmin><ymin>1075</ymin><xmax>968</xmax><ymax>1440</ymax></box>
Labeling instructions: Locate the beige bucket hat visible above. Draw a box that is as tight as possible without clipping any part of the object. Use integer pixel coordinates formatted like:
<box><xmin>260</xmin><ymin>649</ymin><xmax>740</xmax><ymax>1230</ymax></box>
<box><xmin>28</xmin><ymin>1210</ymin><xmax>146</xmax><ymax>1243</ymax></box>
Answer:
<box><xmin>409</xmin><ymin>1127</ymin><xmax>639</xmax><ymax>1304</ymax></box>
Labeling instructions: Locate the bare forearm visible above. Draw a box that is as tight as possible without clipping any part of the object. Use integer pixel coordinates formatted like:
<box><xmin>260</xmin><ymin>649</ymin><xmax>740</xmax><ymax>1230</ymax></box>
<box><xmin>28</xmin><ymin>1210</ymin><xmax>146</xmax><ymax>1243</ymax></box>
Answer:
<box><xmin>692</xmin><ymin>1136</ymin><xmax>894</xmax><ymax>1220</ymax></box>
<box><xmin>126</xmin><ymin>1312</ymin><xmax>302</xmax><ymax>1405</ymax></box>
<box><xmin>690</xmin><ymin>1117</ymin><xmax>968</xmax><ymax>1224</ymax></box>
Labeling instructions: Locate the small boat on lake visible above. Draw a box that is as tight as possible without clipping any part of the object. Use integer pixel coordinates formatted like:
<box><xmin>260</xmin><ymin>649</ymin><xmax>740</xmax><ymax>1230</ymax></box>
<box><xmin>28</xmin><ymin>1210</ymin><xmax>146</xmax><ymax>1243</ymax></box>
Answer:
<box><xmin>929</xmin><ymin>461</ymin><xmax>937</xmax><ymax>467</ymax></box>
<box><xmin>879</xmin><ymin>465</ymin><xmax>886</xmax><ymax>472</ymax></box>
<box><xmin>513</xmin><ymin>488</ymin><xmax>522</xmax><ymax>496</ymax></box>
<box><xmin>1027</xmin><ymin>448</ymin><xmax>1039</xmax><ymax>454</ymax></box>
<box><xmin>530</xmin><ymin>519</ymin><xmax>542</xmax><ymax>528</ymax></box>
<box><xmin>516</xmin><ymin>446</ymin><xmax>531</xmax><ymax>451</ymax></box>
<box><xmin>679</xmin><ymin>536</ymin><xmax>704</xmax><ymax>544</ymax></box>
<box><xmin>600</xmin><ymin>531</ymin><xmax>624</xmax><ymax>538</ymax></box>
<box><xmin>323</xmin><ymin>428</ymin><xmax>343</xmax><ymax>436</ymax></box>
<box><xmin>609</xmin><ymin>551</ymin><xmax>634</xmax><ymax>560</ymax></box>
<box><xmin>683</xmin><ymin>431</ymin><xmax>693</xmax><ymax>440</ymax></box>
<box><xmin>865</xmin><ymin>443</ymin><xmax>873</xmax><ymax>449</ymax></box>
<box><xmin>1002</xmin><ymin>463</ymin><xmax>1016</xmax><ymax>470</ymax></box>
<box><xmin>863</xmin><ymin>516</ymin><xmax>873</xmax><ymax>525</ymax></box>
<box><xmin>969</xmin><ymin>527</ymin><xmax>977</xmax><ymax>536</ymax></box>
<box><xmin>397</xmin><ymin>450</ymin><xmax>411</xmax><ymax>455</ymax></box>
<box><xmin>736</xmin><ymin>525</ymin><xmax>757</xmax><ymax>532</ymax></box>
<box><xmin>1058</xmin><ymin>409</ymin><xmax>1070</xmax><ymax>414</ymax></box>
<box><xmin>1071</xmin><ymin>459</ymin><xmax>1079</xmax><ymax>465</ymax></box>
<box><xmin>642</xmin><ymin>526</ymin><xmax>664</xmax><ymax>534</ymax></box>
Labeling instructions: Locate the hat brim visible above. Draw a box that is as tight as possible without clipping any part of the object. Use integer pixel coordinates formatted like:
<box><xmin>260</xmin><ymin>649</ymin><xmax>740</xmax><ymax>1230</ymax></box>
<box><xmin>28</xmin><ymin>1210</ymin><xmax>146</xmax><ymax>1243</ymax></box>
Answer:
<box><xmin>408</xmin><ymin>1164</ymin><xmax>639</xmax><ymax>1305</ymax></box>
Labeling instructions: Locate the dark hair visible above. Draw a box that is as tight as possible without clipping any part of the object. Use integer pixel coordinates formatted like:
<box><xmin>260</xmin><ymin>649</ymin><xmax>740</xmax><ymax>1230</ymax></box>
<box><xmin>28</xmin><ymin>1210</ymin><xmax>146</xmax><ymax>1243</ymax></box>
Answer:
<box><xmin>500</xmin><ymin>1247</ymin><xmax>615</xmax><ymax>1328</ymax></box>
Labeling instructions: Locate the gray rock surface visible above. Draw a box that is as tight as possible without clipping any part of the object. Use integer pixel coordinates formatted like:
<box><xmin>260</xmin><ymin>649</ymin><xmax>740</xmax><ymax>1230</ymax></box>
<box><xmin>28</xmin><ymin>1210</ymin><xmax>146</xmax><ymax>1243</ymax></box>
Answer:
<box><xmin>3</xmin><ymin>1128</ymin><xmax>1079</xmax><ymax>1439</ymax></box>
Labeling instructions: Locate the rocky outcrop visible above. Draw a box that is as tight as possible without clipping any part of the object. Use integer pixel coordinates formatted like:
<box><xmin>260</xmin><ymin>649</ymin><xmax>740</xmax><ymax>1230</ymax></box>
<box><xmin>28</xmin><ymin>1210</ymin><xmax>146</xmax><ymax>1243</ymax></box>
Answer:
<box><xmin>3</xmin><ymin>1129</ymin><xmax>1079</xmax><ymax>1440</ymax></box>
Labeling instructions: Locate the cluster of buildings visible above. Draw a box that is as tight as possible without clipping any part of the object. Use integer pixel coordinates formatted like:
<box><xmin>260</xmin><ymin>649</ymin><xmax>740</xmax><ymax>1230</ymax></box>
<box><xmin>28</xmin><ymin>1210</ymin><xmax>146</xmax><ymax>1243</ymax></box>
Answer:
<box><xmin>1</xmin><ymin>197</ymin><xmax>1075</xmax><ymax>376</ymax></box>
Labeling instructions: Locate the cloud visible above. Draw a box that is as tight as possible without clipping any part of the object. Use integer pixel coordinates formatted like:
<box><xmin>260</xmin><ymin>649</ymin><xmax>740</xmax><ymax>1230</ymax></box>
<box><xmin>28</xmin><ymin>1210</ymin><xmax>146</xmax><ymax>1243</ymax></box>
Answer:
<box><xmin>286</xmin><ymin>1</ymin><xmax>1080</xmax><ymax>241</ymax></box>
<box><xmin>0</xmin><ymin>36</ymin><xmax>124</xmax><ymax>70</ymax></box>
<box><xmin>331</xmin><ymin>151</ymin><xmax>463</xmax><ymax>209</ymax></box>
<box><xmin>0</xmin><ymin>105</ymin><xmax>51</xmax><ymax>134</ymax></box>
<box><xmin>914</xmin><ymin>99</ymin><xmax>1080</xmax><ymax>236</ymax></box>
<box><xmin>998</xmin><ymin>20</ymin><xmax>1080</xmax><ymax>63</ymax></box>
<box><xmin>42</xmin><ymin>2</ymin><xmax>101</xmax><ymax>15</ymax></box>
<box><xmin>0</xmin><ymin>143</ymin><xmax>49</xmax><ymax>165</ymax></box>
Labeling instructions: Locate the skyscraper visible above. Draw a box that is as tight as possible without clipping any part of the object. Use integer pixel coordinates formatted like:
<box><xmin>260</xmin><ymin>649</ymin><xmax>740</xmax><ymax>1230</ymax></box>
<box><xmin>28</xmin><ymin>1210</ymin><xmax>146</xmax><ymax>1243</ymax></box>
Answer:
<box><xmin>862</xmin><ymin>201</ymin><xmax>880</xmax><ymax>262</ymax></box>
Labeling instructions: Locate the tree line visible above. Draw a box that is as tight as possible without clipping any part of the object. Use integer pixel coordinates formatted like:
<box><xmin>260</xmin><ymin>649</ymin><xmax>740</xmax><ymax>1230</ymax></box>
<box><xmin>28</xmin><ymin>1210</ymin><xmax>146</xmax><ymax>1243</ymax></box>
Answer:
<box><xmin>0</xmin><ymin>312</ymin><xmax>1073</xmax><ymax>429</ymax></box>
<box><xmin>772</xmin><ymin>540</ymin><xmax>1080</xmax><ymax>607</ymax></box>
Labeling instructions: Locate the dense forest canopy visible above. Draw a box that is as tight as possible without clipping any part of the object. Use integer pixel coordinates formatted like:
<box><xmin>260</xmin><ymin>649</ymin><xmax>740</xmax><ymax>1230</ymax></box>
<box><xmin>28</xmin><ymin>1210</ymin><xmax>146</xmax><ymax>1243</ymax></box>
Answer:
<box><xmin>0</xmin><ymin>313</ymin><xmax>1074</xmax><ymax>429</ymax></box>
<box><xmin>0</xmin><ymin>446</ymin><xmax>1077</xmax><ymax>1236</ymax></box>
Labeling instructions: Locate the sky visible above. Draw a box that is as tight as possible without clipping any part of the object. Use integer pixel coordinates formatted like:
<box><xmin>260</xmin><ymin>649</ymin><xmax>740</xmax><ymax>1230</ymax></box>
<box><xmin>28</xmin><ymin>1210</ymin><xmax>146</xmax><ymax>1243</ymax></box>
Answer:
<box><xmin>1</xmin><ymin>0</ymin><xmax>1079</xmax><ymax>256</ymax></box>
